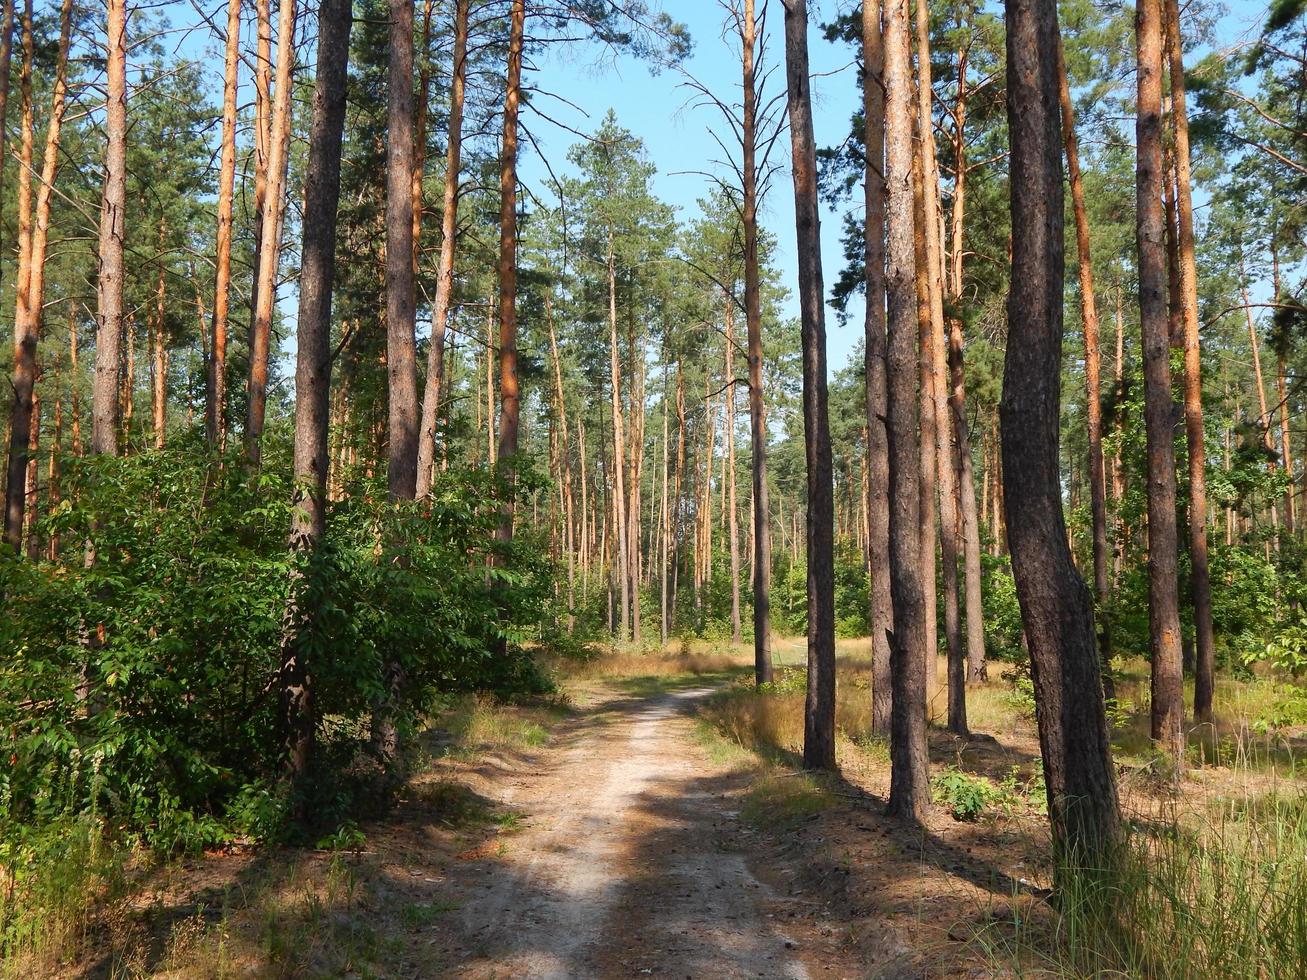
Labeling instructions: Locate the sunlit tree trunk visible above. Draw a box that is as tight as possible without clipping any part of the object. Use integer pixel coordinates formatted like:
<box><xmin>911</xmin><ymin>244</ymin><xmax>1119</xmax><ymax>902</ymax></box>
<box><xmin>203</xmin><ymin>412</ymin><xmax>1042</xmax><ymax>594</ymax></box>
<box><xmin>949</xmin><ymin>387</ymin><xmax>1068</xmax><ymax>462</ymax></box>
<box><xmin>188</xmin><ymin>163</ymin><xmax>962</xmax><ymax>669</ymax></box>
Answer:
<box><xmin>1002</xmin><ymin>0</ymin><xmax>1120</xmax><ymax>861</ymax></box>
<box><xmin>883</xmin><ymin>0</ymin><xmax>929</xmax><ymax>817</ymax></box>
<box><xmin>495</xmin><ymin>0</ymin><xmax>526</xmax><ymax>501</ymax></box>
<box><xmin>416</xmin><ymin>0</ymin><xmax>469</xmax><ymax>497</ymax></box>
<box><xmin>1056</xmin><ymin>36</ymin><xmax>1114</xmax><ymax>696</ymax></box>
<box><xmin>725</xmin><ymin>302</ymin><xmax>742</xmax><ymax>645</ymax></box>
<box><xmin>1163</xmin><ymin>0</ymin><xmax>1215</xmax><ymax>723</ymax></box>
<box><xmin>1137</xmin><ymin>0</ymin><xmax>1185</xmax><ymax>766</ymax></box>
<box><xmin>864</xmin><ymin>0</ymin><xmax>893</xmax><ymax>733</ymax></box>
<box><xmin>207</xmin><ymin>0</ymin><xmax>240</xmax><ymax>446</ymax></box>
<box><xmin>245</xmin><ymin>0</ymin><xmax>296</xmax><ymax>466</ymax></box>
<box><xmin>609</xmin><ymin>242</ymin><xmax>630</xmax><ymax>641</ymax></box>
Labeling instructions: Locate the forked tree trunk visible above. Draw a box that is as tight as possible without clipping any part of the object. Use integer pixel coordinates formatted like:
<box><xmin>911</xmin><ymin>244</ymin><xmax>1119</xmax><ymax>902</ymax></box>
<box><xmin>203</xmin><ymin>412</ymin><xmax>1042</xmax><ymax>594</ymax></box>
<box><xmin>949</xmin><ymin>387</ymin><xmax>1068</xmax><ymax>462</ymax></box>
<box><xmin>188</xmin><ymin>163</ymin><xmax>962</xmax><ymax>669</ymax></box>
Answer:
<box><xmin>4</xmin><ymin>0</ymin><xmax>70</xmax><ymax>551</ymax></box>
<box><xmin>741</xmin><ymin>0</ymin><xmax>773</xmax><ymax>683</ymax></box>
<box><xmin>781</xmin><ymin>0</ymin><xmax>836</xmax><ymax>771</ymax></box>
<box><xmin>883</xmin><ymin>0</ymin><xmax>929</xmax><ymax>818</ymax></box>
<box><xmin>1056</xmin><ymin>36</ymin><xmax>1114</xmax><ymax>696</ymax></box>
<box><xmin>246</xmin><ymin>0</ymin><xmax>296</xmax><ymax>466</ymax></box>
<box><xmin>1163</xmin><ymin>0</ymin><xmax>1215</xmax><ymax>723</ymax></box>
<box><xmin>416</xmin><ymin>0</ymin><xmax>469</xmax><ymax>497</ymax></box>
<box><xmin>1002</xmin><ymin>0</ymin><xmax>1119</xmax><ymax>860</ymax></box>
<box><xmin>207</xmin><ymin>0</ymin><xmax>240</xmax><ymax>446</ymax></box>
<box><xmin>280</xmin><ymin>0</ymin><xmax>351</xmax><ymax>786</ymax></box>
<box><xmin>1136</xmin><ymin>0</ymin><xmax>1185</xmax><ymax>766</ymax></box>
<box><xmin>863</xmin><ymin>0</ymin><xmax>893</xmax><ymax>733</ymax></box>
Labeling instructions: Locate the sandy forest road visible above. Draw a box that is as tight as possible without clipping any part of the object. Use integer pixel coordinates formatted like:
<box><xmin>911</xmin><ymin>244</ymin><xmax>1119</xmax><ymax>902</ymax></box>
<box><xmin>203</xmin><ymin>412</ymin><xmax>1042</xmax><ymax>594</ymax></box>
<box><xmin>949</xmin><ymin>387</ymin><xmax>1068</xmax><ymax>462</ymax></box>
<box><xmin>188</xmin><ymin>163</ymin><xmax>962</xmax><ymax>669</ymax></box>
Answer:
<box><xmin>433</xmin><ymin>683</ymin><xmax>834</xmax><ymax>979</ymax></box>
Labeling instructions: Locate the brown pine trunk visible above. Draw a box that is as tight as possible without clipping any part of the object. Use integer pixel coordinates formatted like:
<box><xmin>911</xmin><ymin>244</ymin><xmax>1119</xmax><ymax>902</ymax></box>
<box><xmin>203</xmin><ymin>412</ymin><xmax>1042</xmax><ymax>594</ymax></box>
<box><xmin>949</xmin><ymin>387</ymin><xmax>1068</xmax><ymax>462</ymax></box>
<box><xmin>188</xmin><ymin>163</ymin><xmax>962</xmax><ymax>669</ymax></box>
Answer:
<box><xmin>6</xmin><ymin>0</ymin><xmax>71</xmax><ymax>550</ymax></box>
<box><xmin>0</xmin><ymin>0</ymin><xmax>13</xmax><ymax>280</ymax></box>
<box><xmin>245</xmin><ymin>0</ymin><xmax>296</xmax><ymax>466</ymax></box>
<box><xmin>151</xmin><ymin>221</ymin><xmax>167</xmax><ymax>450</ymax></box>
<box><xmin>207</xmin><ymin>0</ymin><xmax>240</xmax><ymax>446</ymax></box>
<box><xmin>1002</xmin><ymin>0</ymin><xmax>1120</xmax><ymax>859</ymax></box>
<box><xmin>1056</xmin><ymin>36</ymin><xmax>1114</xmax><ymax>695</ymax></box>
<box><xmin>280</xmin><ymin>0</ymin><xmax>352</xmax><ymax>786</ymax></box>
<box><xmin>607</xmin><ymin>242</ymin><xmax>631</xmax><ymax>641</ymax></box>
<box><xmin>495</xmin><ymin>0</ymin><xmax>525</xmax><ymax>535</ymax></box>
<box><xmin>726</xmin><ymin>302</ymin><xmax>742</xmax><ymax>645</ymax></box>
<box><xmin>248</xmin><ymin>0</ymin><xmax>271</xmax><ymax>329</ymax></box>
<box><xmin>781</xmin><ymin>0</ymin><xmax>836</xmax><ymax>772</ymax></box>
<box><xmin>1137</xmin><ymin>0</ymin><xmax>1185</xmax><ymax>765</ymax></box>
<box><xmin>863</xmin><ymin>0</ymin><xmax>893</xmax><ymax>732</ymax></box>
<box><xmin>883</xmin><ymin>0</ymin><xmax>930</xmax><ymax>817</ymax></box>
<box><xmin>415</xmin><ymin>0</ymin><xmax>469</xmax><ymax>497</ymax></box>
<box><xmin>1164</xmin><ymin>0</ymin><xmax>1215</xmax><ymax>723</ymax></box>
<box><xmin>23</xmin><ymin>389</ymin><xmax>37</xmax><ymax>559</ymax></box>
<box><xmin>386</xmin><ymin>0</ymin><xmax>418</xmax><ymax>499</ymax></box>
<box><xmin>546</xmin><ymin>304</ymin><xmax>575</xmax><ymax>631</ymax></box>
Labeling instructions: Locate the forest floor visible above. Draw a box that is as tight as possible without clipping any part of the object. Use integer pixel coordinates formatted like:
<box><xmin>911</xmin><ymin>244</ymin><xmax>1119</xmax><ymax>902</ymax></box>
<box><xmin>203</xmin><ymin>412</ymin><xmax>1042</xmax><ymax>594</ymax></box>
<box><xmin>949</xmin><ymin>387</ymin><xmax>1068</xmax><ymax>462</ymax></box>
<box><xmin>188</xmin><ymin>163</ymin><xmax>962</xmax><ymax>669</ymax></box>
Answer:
<box><xmin>56</xmin><ymin>639</ymin><xmax>1307</xmax><ymax>978</ymax></box>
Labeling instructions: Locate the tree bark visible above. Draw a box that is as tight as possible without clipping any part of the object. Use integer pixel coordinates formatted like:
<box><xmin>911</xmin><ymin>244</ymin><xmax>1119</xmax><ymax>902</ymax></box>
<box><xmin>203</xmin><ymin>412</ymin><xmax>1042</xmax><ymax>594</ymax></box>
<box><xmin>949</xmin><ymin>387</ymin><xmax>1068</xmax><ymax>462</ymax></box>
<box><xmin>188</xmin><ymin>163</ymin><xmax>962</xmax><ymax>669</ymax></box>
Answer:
<box><xmin>608</xmin><ymin>242</ymin><xmax>630</xmax><ymax>641</ymax></box>
<box><xmin>4</xmin><ymin>0</ymin><xmax>70</xmax><ymax>551</ymax></box>
<box><xmin>742</xmin><ymin>0</ymin><xmax>773</xmax><ymax>683</ymax></box>
<box><xmin>781</xmin><ymin>0</ymin><xmax>836</xmax><ymax>771</ymax></box>
<box><xmin>863</xmin><ymin>0</ymin><xmax>893</xmax><ymax>732</ymax></box>
<box><xmin>1002</xmin><ymin>0</ymin><xmax>1120</xmax><ymax>859</ymax></box>
<box><xmin>1136</xmin><ymin>0</ymin><xmax>1185</xmax><ymax>765</ymax></box>
<box><xmin>245</xmin><ymin>0</ymin><xmax>296</xmax><ymax>466</ymax></box>
<box><xmin>386</xmin><ymin>0</ymin><xmax>418</xmax><ymax>499</ymax></box>
<box><xmin>207</xmin><ymin>0</ymin><xmax>240</xmax><ymax>446</ymax></box>
<box><xmin>416</xmin><ymin>0</ymin><xmax>469</xmax><ymax>497</ymax></box>
<box><xmin>1163</xmin><ymin>0</ymin><xmax>1215</xmax><ymax>724</ymax></box>
<box><xmin>1056</xmin><ymin>36</ymin><xmax>1114</xmax><ymax>696</ymax></box>
<box><xmin>280</xmin><ymin>0</ymin><xmax>351</xmax><ymax>786</ymax></box>
<box><xmin>884</xmin><ymin>0</ymin><xmax>930</xmax><ymax>818</ymax></box>
<box><xmin>725</xmin><ymin>302</ymin><xmax>742</xmax><ymax>645</ymax></box>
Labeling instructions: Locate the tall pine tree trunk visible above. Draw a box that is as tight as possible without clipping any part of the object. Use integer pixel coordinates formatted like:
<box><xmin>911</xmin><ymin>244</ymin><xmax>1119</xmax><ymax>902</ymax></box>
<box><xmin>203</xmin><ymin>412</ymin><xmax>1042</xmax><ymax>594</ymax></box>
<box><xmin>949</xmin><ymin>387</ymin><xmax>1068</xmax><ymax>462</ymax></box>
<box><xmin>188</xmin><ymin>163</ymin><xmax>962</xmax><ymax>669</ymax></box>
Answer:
<box><xmin>726</xmin><ymin>302</ymin><xmax>742</xmax><ymax>645</ymax></box>
<box><xmin>207</xmin><ymin>0</ymin><xmax>240</xmax><ymax>446</ymax></box>
<box><xmin>1003</xmin><ymin>0</ymin><xmax>1120</xmax><ymax>861</ymax></box>
<box><xmin>495</xmin><ymin>0</ymin><xmax>525</xmax><ymax>492</ymax></box>
<box><xmin>1136</xmin><ymin>0</ymin><xmax>1185</xmax><ymax>766</ymax></box>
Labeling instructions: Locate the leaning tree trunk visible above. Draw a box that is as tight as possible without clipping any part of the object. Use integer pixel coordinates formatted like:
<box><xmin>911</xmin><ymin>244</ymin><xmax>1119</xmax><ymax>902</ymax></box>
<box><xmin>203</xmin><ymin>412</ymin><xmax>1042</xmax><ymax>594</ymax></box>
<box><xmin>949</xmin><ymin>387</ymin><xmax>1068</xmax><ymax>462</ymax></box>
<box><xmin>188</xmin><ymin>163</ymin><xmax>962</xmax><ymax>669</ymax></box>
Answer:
<box><xmin>415</xmin><ymin>0</ymin><xmax>469</xmax><ymax>497</ymax></box>
<box><xmin>1002</xmin><ymin>0</ymin><xmax>1120</xmax><ymax>861</ymax></box>
<box><xmin>1164</xmin><ymin>0</ymin><xmax>1215</xmax><ymax>725</ymax></box>
<box><xmin>883</xmin><ymin>0</ymin><xmax>930</xmax><ymax>820</ymax></box>
<box><xmin>781</xmin><ymin>0</ymin><xmax>836</xmax><ymax>772</ymax></box>
<box><xmin>1136</xmin><ymin>0</ymin><xmax>1185</xmax><ymax>766</ymax></box>
<box><xmin>245</xmin><ymin>0</ymin><xmax>296</xmax><ymax>467</ymax></box>
<box><xmin>207</xmin><ymin>0</ymin><xmax>240</xmax><ymax>446</ymax></box>
<box><xmin>1056</xmin><ymin>36</ymin><xmax>1114</xmax><ymax>697</ymax></box>
<box><xmin>863</xmin><ymin>0</ymin><xmax>893</xmax><ymax>734</ymax></box>
<box><xmin>4</xmin><ymin>0</ymin><xmax>70</xmax><ymax>551</ymax></box>
<box><xmin>741</xmin><ymin>0</ymin><xmax>773</xmax><ymax>683</ymax></box>
<box><xmin>280</xmin><ymin>0</ymin><xmax>351</xmax><ymax>788</ymax></box>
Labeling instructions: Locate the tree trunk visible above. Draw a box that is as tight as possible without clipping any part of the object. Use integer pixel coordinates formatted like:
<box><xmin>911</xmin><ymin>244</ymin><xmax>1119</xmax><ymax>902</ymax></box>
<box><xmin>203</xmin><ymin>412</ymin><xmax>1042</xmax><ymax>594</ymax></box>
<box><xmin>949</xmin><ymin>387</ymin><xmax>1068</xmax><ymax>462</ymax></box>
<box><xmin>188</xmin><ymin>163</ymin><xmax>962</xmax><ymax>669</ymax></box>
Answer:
<box><xmin>245</xmin><ymin>0</ymin><xmax>296</xmax><ymax>466</ymax></box>
<box><xmin>883</xmin><ymin>0</ymin><xmax>929</xmax><ymax>818</ymax></box>
<box><xmin>280</xmin><ymin>0</ymin><xmax>351</xmax><ymax>787</ymax></box>
<box><xmin>207</xmin><ymin>0</ymin><xmax>240</xmax><ymax>446</ymax></box>
<box><xmin>741</xmin><ymin>0</ymin><xmax>773</xmax><ymax>683</ymax></box>
<box><xmin>386</xmin><ymin>0</ymin><xmax>418</xmax><ymax>499</ymax></box>
<box><xmin>1136</xmin><ymin>0</ymin><xmax>1185</xmax><ymax>766</ymax></box>
<box><xmin>495</xmin><ymin>0</ymin><xmax>525</xmax><ymax>497</ymax></box>
<box><xmin>1002</xmin><ymin>0</ymin><xmax>1120</xmax><ymax>859</ymax></box>
<box><xmin>1162</xmin><ymin>0</ymin><xmax>1215</xmax><ymax>723</ymax></box>
<box><xmin>608</xmin><ymin>243</ymin><xmax>631</xmax><ymax>641</ymax></box>
<box><xmin>781</xmin><ymin>0</ymin><xmax>836</xmax><ymax>771</ymax></box>
<box><xmin>725</xmin><ymin>302</ymin><xmax>742</xmax><ymax>645</ymax></box>
<box><xmin>1056</xmin><ymin>36</ymin><xmax>1114</xmax><ymax>696</ymax></box>
<box><xmin>416</xmin><ymin>0</ymin><xmax>469</xmax><ymax>497</ymax></box>
<box><xmin>4</xmin><ymin>0</ymin><xmax>70</xmax><ymax>551</ymax></box>
<box><xmin>864</xmin><ymin>0</ymin><xmax>893</xmax><ymax>732</ymax></box>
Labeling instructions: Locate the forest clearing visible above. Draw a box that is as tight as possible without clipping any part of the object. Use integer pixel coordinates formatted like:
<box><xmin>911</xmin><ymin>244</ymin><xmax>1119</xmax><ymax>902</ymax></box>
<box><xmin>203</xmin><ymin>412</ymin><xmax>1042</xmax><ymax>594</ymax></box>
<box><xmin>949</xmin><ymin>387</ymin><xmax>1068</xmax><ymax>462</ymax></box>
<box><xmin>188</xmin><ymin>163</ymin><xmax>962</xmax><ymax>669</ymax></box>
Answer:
<box><xmin>1</xmin><ymin>0</ymin><xmax>1306</xmax><ymax>975</ymax></box>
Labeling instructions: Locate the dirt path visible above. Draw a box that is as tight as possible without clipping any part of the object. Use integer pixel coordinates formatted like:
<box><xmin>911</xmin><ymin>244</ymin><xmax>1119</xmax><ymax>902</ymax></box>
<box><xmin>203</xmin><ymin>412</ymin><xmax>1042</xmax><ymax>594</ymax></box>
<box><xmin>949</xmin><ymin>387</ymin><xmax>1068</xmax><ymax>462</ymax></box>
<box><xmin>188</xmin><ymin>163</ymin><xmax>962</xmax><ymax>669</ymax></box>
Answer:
<box><xmin>439</xmin><ymin>686</ymin><xmax>814</xmax><ymax>979</ymax></box>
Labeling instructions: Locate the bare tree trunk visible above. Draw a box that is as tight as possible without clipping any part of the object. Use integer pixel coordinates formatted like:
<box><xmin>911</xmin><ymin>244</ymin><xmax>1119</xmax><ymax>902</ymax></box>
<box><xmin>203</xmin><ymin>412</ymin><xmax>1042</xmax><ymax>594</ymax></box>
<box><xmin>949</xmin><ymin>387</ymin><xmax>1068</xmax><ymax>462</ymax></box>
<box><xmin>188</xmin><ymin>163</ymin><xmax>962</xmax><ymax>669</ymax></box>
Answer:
<box><xmin>245</xmin><ymin>0</ymin><xmax>296</xmax><ymax>466</ymax></box>
<box><xmin>547</xmin><ymin>305</ymin><xmax>575</xmax><ymax>631</ymax></box>
<box><xmin>280</xmin><ymin>0</ymin><xmax>351</xmax><ymax>787</ymax></box>
<box><xmin>6</xmin><ymin>0</ymin><xmax>71</xmax><ymax>551</ymax></box>
<box><xmin>1056</xmin><ymin>36</ymin><xmax>1114</xmax><ymax>696</ymax></box>
<box><xmin>1136</xmin><ymin>0</ymin><xmax>1185</xmax><ymax>766</ymax></box>
<box><xmin>741</xmin><ymin>0</ymin><xmax>773</xmax><ymax>682</ymax></box>
<box><xmin>23</xmin><ymin>389</ymin><xmax>37</xmax><ymax>558</ymax></box>
<box><xmin>883</xmin><ymin>0</ymin><xmax>929</xmax><ymax>817</ymax></box>
<box><xmin>207</xmin><ymin>0</ymin><xmax>240</xmax><ymax>446</ymax></box>
<box><xmin>386</xmin><ymin>0</ymin><xmax>418</xmax><ymax>499</ymax></box>
<box><xmin>609</xmin><ymin>242</ymin><xmax>630</xmax><ymax>641</ymax></box>
<box><xmin>726</xmin><ymin>302</ymin><xmax>742</xmax><ymax>644</ymax></box>
<box><xmin>1002</xmin><ymin>0</ymin><xmax>1120</xmax><ymax>859</ymax></box>
<box><xmin>864</xmin><ymin>0</ymin><xmax>893</xmax><ymax>732</ymax></box>
<box><xmin>0</xmin><ymin>0</ymin><xmax>13</xmax><ymax>291</ymax></box>
<box><xmin>495</xmin><ymin>0</ymin><xmax>526</xmax><ymax>496</ymax></box>
<box><xmin>781</xmin><ymin>0</ymin><xmax>836</xmax><ymax>771</ymax></box>
<box><xmin>416</xmin><ymin>0</ymin><xmax>468</xmax><ymax>497</ymax></box>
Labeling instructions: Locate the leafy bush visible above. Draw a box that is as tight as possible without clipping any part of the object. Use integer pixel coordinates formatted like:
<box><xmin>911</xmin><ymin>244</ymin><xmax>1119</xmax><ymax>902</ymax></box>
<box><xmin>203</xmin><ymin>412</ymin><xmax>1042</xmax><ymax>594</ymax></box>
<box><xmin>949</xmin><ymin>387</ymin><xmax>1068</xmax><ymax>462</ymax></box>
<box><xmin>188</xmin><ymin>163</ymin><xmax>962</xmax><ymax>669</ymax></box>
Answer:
<box><xmin>932</xmin><ymin>767</ymin><xmax>1005</xmax><ymax>821</ymax></box>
